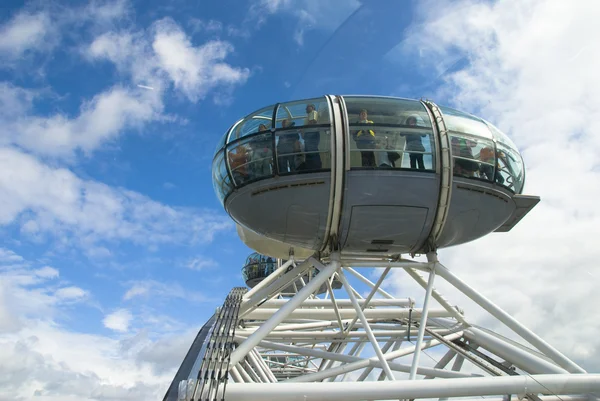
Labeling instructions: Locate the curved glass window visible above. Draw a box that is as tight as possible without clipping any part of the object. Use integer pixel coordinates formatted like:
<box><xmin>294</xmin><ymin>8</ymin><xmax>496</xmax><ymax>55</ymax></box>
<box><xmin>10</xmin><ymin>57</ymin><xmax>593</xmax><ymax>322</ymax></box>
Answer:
<box><xmin>484</xmin><ymin>122</ymin><xmax>524</xmax><ymax>193</ymax></box>
<box><xmin>485</xmin><ymin>120</ymin><xmax>518</xmax><ymax>151</ymax></box>
<box><xmin>440</xmin><ymin>106</ymin><xmax>493</xmax><ymax>139</ymax></box>
<box><xmin>227</xmin><ymin>132</ymin><xmax>274</xmax><ymax>186</ymax></box>
<box><xmin>229</xmin><ymin>105</ymin><xmax>275</xmax><ymax>142</ymax></box>
<box><xmin>343</xmin><ymin>97</ymin><xmax>435</xmax><ymax>170</ymax></box>
<box><xmin>216</xmin><ymin>121</ymin><xmax>238</xmax><ymax>152</ymax></box>
<box><xmin>212</xmin><ymin>150</ymin><xmax>233</xmax><ymax>205</ymax></box>
<box><xmin>496</xmin><ymin>142</ymin><xmax>524</xmax><ymax>194</ymax></box>
<box><xmin>449</xmin><ymin>133</ymin><xmax>496</xmax><ymax>183</ymax></box>
<box><xmin>275</xmin><ymin>97</ymin><xmax>331</xmax><ymax>174</ymax></box>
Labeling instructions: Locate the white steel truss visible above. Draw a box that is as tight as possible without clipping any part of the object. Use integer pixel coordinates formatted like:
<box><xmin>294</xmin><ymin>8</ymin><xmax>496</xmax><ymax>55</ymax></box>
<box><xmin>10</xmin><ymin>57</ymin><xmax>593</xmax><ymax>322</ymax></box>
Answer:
<box><xmin>170</xmin><ymin>252</ymin><xmax>599</xmax><ymax>401</ymax></box>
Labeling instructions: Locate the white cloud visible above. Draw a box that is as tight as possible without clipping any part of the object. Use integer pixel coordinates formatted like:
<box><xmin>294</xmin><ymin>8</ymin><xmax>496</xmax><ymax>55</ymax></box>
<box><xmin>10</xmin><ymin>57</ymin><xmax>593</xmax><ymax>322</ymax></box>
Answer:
<box><xmin>0</xmin><ymin>248</ymin><xmax>24</xmax><ymax>264</ymax></box>
<box><xmin>7</xmin><ymin>85</ymin><xmax>163</xmax><ymax>157</ymax></box>
<box><xmin>103</xmin><ymin>308</ymin><xmax>133</xmax><ymax>332</ymax></box>
<box><xmin>87</xmin><ymin>18</ymin><xmax>250</xmax><ymax>103</ymax></box>
<box><xmin>0</xmin><ymin>147</ymin><xmax>232</xmax><ymax>248</ymax></box>
<box><xmin>392</xmin><ymin>0</ymin><xmax>600</xmax><ymax>372</ymax></box>
<box><xmin>188</xmin><ymin>18</ymin><xmax>223</xmax><ymax>35</ymax></box>
<box><xmin>81</xmin><ymin>0</ymin><xmax>131</xmax><ymax>25</ymax></box>
<box><xmin>0</xmin><ymin>14</ymin><xmax>250</xmax><ymax>159</ymax></box>
<box><xmin>54</xmin><ymin>286</ymin><xmax>88</xmax><ymax>301</ymax></box>
<box><xmin>0</xmin><ymin>1</ymin><xmax>129</xmax><ymax>66</ymax></box>
<box><xmin>0</xmin><ymin>249</ymin><xmax>191</xmax><ymax>399</ymax></box>
<box><xmin>123</xmin><ymin>279</ymin><xmax>212</xmax><ymax>303</ymax></box>
<box><xmin>0</xmin><ymin>322</ymin><xmax>168</xmax><ymax>400</ymax></box>
<box><xmin>123</xmin><ymin>283</ymin><xmax>149</xmax><ymax>300</ymax></box>
<box><xmin>0</xmin><ymin>11</ymin><xmax>52</xmax><ymax>60</ymax></box>
<box><xmin>0</xmin><ymin>251</ymin><xmax>72</xmax><ymax>332</ymax></box>
<box><xmin>34</xmin><ymin>266</ymin><xmax>59</xmax><ymax>279</ymax></box>
<box><xmin>186</xmin><ymin>257</ymin><xmax>217</xmax><ymax>271</ymax></box>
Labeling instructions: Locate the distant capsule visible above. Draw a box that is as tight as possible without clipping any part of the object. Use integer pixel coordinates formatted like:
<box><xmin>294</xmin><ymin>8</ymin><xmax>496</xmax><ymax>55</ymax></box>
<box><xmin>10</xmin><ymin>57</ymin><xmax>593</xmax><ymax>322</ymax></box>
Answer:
<box><xmin>213</xmin><ymin>96</ymin><xmax>539</xmax><ymax>259</ymax></box>
<box><xmin>241</xmin><ymin>252</ymin><xmax>341</xmax><ymax>294</ymax></box>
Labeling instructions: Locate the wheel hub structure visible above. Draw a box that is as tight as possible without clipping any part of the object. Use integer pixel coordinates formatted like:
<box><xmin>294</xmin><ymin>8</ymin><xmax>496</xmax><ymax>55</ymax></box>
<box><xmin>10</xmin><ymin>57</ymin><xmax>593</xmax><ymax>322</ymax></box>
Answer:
<box><xmin>164</xmin><ymin>253</ymin><xmax>599</xmax><ymax>401</ymax></box>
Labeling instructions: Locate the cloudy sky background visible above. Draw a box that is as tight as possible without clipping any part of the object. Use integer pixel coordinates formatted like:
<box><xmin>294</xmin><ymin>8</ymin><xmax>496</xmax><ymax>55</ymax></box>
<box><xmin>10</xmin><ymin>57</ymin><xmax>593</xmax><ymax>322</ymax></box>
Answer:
<box><xmin>1</xmin><ymin>0</ymin><xmax>599</xmax><ymax>399</ymax></box>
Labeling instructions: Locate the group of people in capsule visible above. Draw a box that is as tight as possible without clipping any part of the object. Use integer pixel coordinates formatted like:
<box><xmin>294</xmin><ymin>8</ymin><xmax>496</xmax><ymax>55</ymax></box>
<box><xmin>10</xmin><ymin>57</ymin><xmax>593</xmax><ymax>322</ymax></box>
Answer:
<box><xmin>227</xmin><ymin>106</ymin><xmax>431</xmax><ymax>183</ymax></box>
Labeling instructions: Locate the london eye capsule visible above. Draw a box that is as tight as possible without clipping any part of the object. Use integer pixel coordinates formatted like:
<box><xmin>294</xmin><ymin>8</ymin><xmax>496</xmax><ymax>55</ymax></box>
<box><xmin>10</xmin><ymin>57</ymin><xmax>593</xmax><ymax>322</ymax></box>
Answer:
<box><xmin>241</xmin><ymin>252</ymin><xmax>341</xmax><ymax>294</ymax></box>
<box><xmin>212</xmin><ymin>96</ymin><xmax>539</xmax><ymax>259</ymax></box>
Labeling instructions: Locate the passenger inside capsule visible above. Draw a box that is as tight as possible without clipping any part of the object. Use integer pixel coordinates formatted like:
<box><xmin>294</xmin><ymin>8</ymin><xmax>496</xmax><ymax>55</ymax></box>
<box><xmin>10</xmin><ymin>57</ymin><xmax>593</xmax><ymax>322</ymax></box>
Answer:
<box><xmin>301</xmin><ymin>103</ymin><xmax>322</xmax><ymax>170</ymax></box>
<box><xmin>251</xmin><ymin>124</ymin><xmax>273</xmax><ymax>177</ymax></box>
<box><xmin>451</xmin><ymin>136</ymin><xmax>479</xmax><ymax>178</ymax></box>
<box><xmin>277</xmin><ymin>119</ymin><xmax>299</xmax><ymax>173</ymax></box>
<box><xmin>352</xmin><ymin>109</ymin><xmax>376</xmax><ymax>167</ymax></box>
<box><xmin>401</xmin><ymin>115</ymin><xmax>427</xmax><ymax>170</ymax></box>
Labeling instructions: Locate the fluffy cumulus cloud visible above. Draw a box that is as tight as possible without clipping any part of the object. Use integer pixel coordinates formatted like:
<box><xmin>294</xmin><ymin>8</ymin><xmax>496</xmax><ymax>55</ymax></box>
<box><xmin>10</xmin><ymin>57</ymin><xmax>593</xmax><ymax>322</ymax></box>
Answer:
<box><xmin>0</xmin><ymin>10</ymin><xmax>248</xmax><ymax>159</ymax></box>
<box><xmin>103</xmin><ymin>308</ymin><xmax>133</xmax><ymax>332</ymax></box>
<box><xmin>387</xmin><ymin>0</ymin><xmax>600</xmax><ymax>372</ymax></box>
<box><xmin>87</xmin><ymin>18</ymin><xmax>250</xmax><ymax>103</ymax></box>
<box><xmin>123</xmin><ymin>279</ymin><xmax>213</xmax><ymax>303</ymax></box>
<box><xmin>0</xmin><ymin>249</ymin><xmax>198</xmax><ymax>400</ymax></box>
<box><xmin>0</xmin><ymin>0</ymin><xmax>130</xmax><ymax>66</ymax></box>
<box><xmin>0</xmin><ymin>1</ymin><xmax>243</xmax><ymax>399</ymax></box>
<box><xmin>0</xmin><ymin>11</ymin><xmax>52</xmax><ymax>60</ymax></box>
<box><xmin>0</xmin><ymin>147</ymin><xmax>232</xmax><ymax>248</ymax></box>
<box><xmin>0</xmin><ymin>250</ymin><xmax>82</xmax><ymax>333</ymax></box>
<box><xmin>1</xmin><ymin>83</ymin><xmax>164</xmax><ymax>157</ymax></box>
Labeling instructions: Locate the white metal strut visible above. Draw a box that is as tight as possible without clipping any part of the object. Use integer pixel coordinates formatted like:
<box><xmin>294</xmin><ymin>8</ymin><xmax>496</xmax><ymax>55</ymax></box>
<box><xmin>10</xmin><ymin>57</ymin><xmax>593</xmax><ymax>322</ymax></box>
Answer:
<box><xmin>173</xmin><ymin>252</ymin><xmax>598</xmax><ymax>401</ymax></box>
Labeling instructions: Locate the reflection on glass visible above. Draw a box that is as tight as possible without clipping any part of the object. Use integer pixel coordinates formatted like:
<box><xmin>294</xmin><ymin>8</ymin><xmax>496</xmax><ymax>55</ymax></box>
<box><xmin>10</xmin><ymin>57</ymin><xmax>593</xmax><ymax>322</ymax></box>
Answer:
<box><xmin>227</xmin><ymin>144</ymin><xmax>251</xmax><ymax>185</ymax></box>
<box><xmin>228</xmin><ymin>133</ymin><xmax>274</xmax><ymax>185</ymax></box>
<box><xmin>343</xmin><ymin>96</ymin><xmax>435</xmax><ymax>170</ymax></box>
<box><xmin>275</xmin><ymin>98</ymin><xmax>330</xmax><ymax>128</ymax></box>
<box><xmin>402</xmin><ymin>115</ymin><xmax>427</xmax><ymax>170</ymax></box>
<box><xmin>211</xmin><ymin>150</ymin><xmax>233</xmax><ymax>205</ymax></box>
<box><xmin>450</xmin><ymin>134</ymin><xmax>495</xmax><ymax>182</ymax></box>
<box><xmin>485</xmin><ymin>120</ymin><xmax>519</xmax><ymax>151</ymax></box>
<box><xmin>276</xmin><ymin>128</ymin><xmax>331</xmax><ymax>174</ymax></box>
<box><xmin>275</xmin><ymin>98</ymin><xmax>330</xmax><ymax>173</ymax></box>
<box><xmin>242</xmin><ymin>253</ymin><xmax>277</xmax><ymax>282</ymax></box>
<box><xmin>440</xmin><ymin>106</ymin><xmax>493</xmax><ymax>139</ymax></box>
<box><xmin>230</xmin><ymin>105</ymin><xmax>275</xmax><ymax>141</ymax></box>
<box><xmin>276</xmin><ymin>124</ymin><xmax>300</xmax><ymax>174</ymax></box>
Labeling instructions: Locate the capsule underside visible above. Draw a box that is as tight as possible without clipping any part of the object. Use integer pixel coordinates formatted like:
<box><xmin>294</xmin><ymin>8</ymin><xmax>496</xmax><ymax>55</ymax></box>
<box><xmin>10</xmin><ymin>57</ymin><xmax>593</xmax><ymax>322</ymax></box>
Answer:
<box><xmin>213</xmin><ymin>95</ymin><xmax>539</xmax><ymax>259</ymax></box>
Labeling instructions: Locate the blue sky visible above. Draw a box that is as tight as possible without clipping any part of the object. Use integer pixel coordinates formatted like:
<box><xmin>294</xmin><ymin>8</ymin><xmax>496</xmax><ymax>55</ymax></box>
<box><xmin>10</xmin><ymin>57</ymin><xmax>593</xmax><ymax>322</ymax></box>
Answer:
<box><xmin>2</xmin><ymin>0</ymin><xmax>600</xmax><ymax>399</ymax></box>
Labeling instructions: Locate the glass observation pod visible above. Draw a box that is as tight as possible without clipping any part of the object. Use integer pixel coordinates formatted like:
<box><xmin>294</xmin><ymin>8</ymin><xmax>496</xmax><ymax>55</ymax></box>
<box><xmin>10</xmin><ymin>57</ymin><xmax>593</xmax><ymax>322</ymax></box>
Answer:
<box><xmin>241</xmin><ymin>252</ymin><xmax>278</xmax><ymax>288</ymax></box>
<box><xmin>213</xmin><ymin>96</ymin><xmax>540</xmax><ymax>259</ymax></box>
<box><xmin>241</xmin><ymin>252</ymin><xmax>342</xmax><ymax>293</ymax></box>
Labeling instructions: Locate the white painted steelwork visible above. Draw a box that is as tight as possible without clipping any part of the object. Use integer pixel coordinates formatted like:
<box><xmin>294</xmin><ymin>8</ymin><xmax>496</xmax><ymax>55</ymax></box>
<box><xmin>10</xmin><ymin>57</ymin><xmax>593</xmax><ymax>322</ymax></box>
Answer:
<box><xmin>167</xmin><ymin>252</ymin><xmax>595</xmax><ymax>401</ymax></box>
<box><xmin>223</xmin><ymin>374</ymin><xmax>600</xmax><ymax>401</ymax></box>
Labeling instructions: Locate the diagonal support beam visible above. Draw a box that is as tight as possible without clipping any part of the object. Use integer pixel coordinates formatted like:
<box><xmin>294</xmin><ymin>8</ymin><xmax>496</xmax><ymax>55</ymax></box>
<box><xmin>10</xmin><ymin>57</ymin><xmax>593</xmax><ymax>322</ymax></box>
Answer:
<box><xmin>244</xmin><ymin>259</ymin><xmax>295</xmax><ymax>299</ymax></box>
<box><xmin>435</xmin><ymin>263</ymin><xmax>586</xmax><ymax>374</ymax></box>
<box><xmin>344</xmin><ymin>267</ymin><xmax>392</xmax><ymax>334</ymax></box>
<box><xmin>404</xmin><ymin>267</ymin><xmax>466</xmax><ymax>324</ymax></box>
<box><xmin>337</xmin><ymin>270</ymin><xmax>396</xmax><ymax>381</ymax></box>
<box><xmin>239</xmin><ymin>258</ymin><xmax>313</xmax><ymax>317</ymax></box>
<box><xmin>409</xmin><ymin>253</ymin><xmax>437</xmax><ymax>380</ymax></box>
<box><xmin>344</xmin><ymin>266</ymin><xmax>395</xmax><ymax>299</ymax></box>
<box><xmin>230</xmin><ymin>255</ymin><xmax>340</xmax><ymax>367</ymax></box>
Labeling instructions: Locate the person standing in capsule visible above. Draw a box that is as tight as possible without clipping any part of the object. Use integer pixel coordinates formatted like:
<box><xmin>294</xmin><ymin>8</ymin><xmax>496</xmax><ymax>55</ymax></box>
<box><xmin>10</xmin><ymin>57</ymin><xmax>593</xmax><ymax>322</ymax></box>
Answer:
<box><xmin>302</xmin><ymin>104</ymin><xmax>322</xmax><ymax>170</ymax></box>
<box><xmin>277</xmin><ymin>119</ymin><xmax>299</xmax><ymax>173</ymax></box>
<box><xmin>401</xmin><ymin>115</ymin><xmax>427</xmax><ymax>170</ymax></box>
<box><xmin>352</xmin><ymin>109</ymin><xmax>376</xmax><ymax>167</ymax></box>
